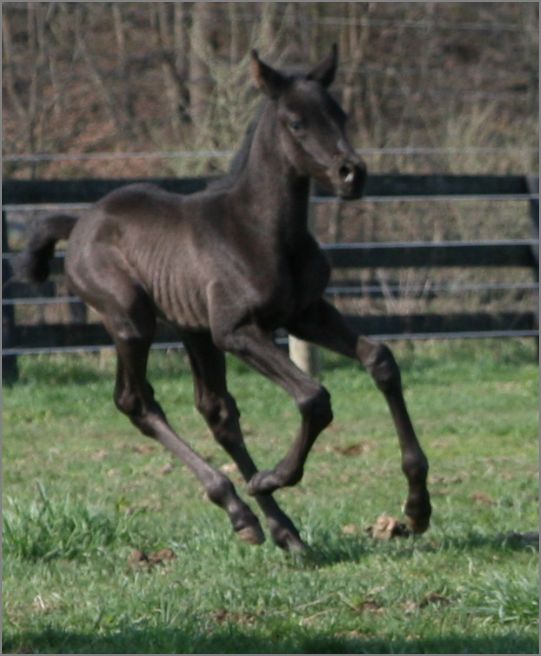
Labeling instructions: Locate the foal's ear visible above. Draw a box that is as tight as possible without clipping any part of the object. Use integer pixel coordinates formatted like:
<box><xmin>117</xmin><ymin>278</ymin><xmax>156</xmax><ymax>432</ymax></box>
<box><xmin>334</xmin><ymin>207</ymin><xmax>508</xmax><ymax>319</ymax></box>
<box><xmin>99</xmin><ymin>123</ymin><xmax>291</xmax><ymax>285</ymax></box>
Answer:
<box><xmin>250</xmin><ymin>50</ymin><xmax>288</xmax><ymax>98</ymax></box>
<box><xmin>306</xmin><ymin>43</ymin><xmax>338</xmax><ymax>87</ymax></box>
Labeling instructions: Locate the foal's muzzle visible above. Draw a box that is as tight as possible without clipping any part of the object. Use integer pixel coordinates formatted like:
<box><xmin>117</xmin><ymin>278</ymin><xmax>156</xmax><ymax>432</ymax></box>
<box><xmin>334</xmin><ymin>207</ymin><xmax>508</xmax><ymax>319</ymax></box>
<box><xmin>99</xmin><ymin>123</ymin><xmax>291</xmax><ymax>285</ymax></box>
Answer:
<box><xmin>334</xmin><ymin>159</ymin><xmax>367</xmax><ymax>200</ymax></box>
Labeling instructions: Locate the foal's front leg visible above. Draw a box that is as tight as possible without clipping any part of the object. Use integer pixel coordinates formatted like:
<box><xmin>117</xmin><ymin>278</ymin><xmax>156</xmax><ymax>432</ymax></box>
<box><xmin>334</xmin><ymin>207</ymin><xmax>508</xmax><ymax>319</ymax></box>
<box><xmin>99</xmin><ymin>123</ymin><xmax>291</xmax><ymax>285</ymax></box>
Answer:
<box><xmin>183</xmin><ymin>332</ymin><xmax>306</xmax><ymax>551</ymax></box>
<box><xmin>212</xmin><ymin>323</ymin><xmax>333</xmax><ymax>496</ymax></box>
<box><xmin>287</xmin><ymin>299</ymin><xmax>432</xmax><ymax>534</ymax></box>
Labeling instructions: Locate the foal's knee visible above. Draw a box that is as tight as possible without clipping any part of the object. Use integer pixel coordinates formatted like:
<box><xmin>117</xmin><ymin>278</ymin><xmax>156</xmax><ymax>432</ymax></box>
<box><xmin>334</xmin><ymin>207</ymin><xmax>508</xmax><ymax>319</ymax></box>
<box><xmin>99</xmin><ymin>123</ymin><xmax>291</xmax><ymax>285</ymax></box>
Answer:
<box><xmin>365</xmin><ymin>344</ymin><xmax>402</xmax><ymax>394</ymax></box>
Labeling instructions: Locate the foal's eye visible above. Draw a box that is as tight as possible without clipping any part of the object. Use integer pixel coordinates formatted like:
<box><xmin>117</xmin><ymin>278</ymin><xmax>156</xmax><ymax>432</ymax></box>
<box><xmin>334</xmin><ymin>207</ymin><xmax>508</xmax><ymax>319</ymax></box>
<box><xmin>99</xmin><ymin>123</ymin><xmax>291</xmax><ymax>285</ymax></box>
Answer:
<box><xmin>289</xmin><ymin>120</ymin><xmax>304</xmax><ymax>133</ymax></box>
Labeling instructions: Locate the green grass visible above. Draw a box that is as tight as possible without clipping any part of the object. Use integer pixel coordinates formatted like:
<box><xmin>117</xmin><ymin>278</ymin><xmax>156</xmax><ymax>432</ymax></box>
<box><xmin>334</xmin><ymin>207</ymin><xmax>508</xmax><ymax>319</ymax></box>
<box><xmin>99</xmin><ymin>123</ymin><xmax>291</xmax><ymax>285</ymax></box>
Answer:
<box><xmin>3</xmin><ymin>340</ymin><xmax>539</xmax><ymax>653</ymax></box>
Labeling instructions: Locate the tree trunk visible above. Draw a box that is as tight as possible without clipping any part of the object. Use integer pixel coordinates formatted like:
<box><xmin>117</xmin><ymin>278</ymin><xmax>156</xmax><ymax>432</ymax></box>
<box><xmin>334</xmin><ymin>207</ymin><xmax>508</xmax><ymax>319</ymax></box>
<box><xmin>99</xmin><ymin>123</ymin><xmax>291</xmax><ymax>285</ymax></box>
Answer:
<box><xmin>173</xmin><ymin>2</ymin><xmax>191</xmax><ymax>123</ymax></box>
<box><xmin>190</xmin><ymin>3</ymin><xmax>214</xmax><ymax>125</ymax></box>
<box><xmin>112</xmin><ymin>5</ymin><xmax>133</xmax><ymax>120</ymax></box>
<box><xmin>155</xmin><ymin>3</ymin><xmax>183</xmax><ymax>139</ymax></box>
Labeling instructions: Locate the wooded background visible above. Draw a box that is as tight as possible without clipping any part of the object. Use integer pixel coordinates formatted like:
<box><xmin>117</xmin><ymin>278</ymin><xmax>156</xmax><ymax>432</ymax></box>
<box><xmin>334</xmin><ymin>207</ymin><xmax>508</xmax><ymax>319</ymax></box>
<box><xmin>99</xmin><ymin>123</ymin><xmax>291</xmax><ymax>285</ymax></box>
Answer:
<box><xmin>3</xmin><ymin>2</ymin><xmax>538</xmax><ymax>180</ymax></box>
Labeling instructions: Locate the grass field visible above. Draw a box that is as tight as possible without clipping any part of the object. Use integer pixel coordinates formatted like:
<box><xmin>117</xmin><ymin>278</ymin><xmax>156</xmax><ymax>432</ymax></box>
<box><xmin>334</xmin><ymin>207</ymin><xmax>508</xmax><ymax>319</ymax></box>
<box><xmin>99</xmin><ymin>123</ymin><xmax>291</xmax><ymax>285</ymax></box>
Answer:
<box><xmin>3</xmin><ymin>339</ymin><xmax>539</xmax><ymax>654</ymax></box>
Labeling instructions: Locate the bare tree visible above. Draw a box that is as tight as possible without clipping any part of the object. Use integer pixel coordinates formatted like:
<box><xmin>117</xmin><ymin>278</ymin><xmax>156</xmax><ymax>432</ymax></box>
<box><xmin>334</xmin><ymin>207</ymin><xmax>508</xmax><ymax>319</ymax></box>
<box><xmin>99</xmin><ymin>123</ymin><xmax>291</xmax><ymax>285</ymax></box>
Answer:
<box><xmin>74</xmin><ymin>5</ymin><xmax>126</xmax><ymax>137</ymax></box>
<box><xmin>3</xmin><ymin>4</ymin><xmax>51</xmax><ymax>177</ymax></box>
<box><xmin>112</xmin><ymin>5</ymin><xmax>136</xmax><ymax>126</ymax></box>
<box><xmin>190</xmin><ymin>2</ymin><xmax>215</xmax><ymax>125</ymax></box>
<box><xmin>152</xmin><ymin>2</ymin><xmax>190</xmax><ymax>140</ymax></box>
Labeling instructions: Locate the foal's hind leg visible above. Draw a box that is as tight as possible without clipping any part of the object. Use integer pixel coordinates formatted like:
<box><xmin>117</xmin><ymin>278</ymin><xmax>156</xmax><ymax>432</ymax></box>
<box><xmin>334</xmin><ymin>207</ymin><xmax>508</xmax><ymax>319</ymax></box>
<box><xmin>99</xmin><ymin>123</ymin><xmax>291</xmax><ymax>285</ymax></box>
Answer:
<box><xmin>94</xmin><ymin>295</ymin><xmax>264</xmax><ymax>544</ymax></box>
<box><xmin>288</xmin><ymin>299</ymin><xmax>431</xmax><ymax>534</ymax></box>
<box><xmin>183</xmin><ymin>332</ymin><xmax>305</xmax><ymax>551</ymax></box>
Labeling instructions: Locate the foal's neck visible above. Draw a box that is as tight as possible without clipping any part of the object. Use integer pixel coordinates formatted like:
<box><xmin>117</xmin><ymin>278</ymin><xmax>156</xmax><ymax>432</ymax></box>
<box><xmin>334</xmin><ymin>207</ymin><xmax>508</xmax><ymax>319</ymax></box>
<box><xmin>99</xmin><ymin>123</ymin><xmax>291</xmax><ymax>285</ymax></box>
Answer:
<box><xmin>233</xmin><ymin>102</ymin><xmax>311</xmax><ymax>247</ymax></box>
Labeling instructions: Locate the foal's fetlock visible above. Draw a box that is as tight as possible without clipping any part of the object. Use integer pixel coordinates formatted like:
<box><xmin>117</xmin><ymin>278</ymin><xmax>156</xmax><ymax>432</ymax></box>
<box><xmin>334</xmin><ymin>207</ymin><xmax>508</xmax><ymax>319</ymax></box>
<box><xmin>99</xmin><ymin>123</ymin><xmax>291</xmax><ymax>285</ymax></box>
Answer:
<box><xmin>247</xmin><ymin>469</ymin><xmax>281</xmax><ymax>496</ymax></box>
<box><xmin>206</xmin><ymin>477</ymin><xmax>265</xmax><ymax>545</ymax></box>
<box><xmin>402</xmin><ymin>454</ymin><xmax>429</xmax><ymax>485</ymax></box>
<box><xmin>247</xmin><ymin>463</ymin><xmax>303</xmax><ymax>496</ymax></box>
<box><xmin>206</xmin><ymin>476</ymin><xmax>236</xmax><ymax>507</ymax></box>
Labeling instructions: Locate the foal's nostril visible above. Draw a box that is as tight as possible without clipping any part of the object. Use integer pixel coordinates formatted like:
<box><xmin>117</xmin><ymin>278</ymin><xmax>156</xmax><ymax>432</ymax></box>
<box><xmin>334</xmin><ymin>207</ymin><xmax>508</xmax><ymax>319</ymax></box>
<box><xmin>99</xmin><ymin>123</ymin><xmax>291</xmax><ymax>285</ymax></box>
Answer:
<box><xmin>335</xmin><ymin>160</ymin><xmax>366</xmax><ymax>199</ymax></box>
<box><xmin>339</xmin><ymin>164</ymin><xmax>355</xmax><ymax>183</ymax></box>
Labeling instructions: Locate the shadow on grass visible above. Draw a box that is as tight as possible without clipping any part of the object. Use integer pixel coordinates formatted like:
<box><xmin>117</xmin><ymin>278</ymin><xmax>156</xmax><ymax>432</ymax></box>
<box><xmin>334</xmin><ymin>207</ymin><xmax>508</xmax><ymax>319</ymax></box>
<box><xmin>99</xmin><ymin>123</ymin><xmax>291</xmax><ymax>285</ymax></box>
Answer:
<box><xmin>289</xmin><ymin>529</ymin><xmax>539</xmax><ymax>571</ymax></box>
<box><xmin>4</xmin><ymin>625</ymin><xmax>537</xmax><ymax>654</ymax></box>
<box><xmin>285</xmin><ymin>535</ymin><xmax>371</xmax><ymax>569</ymax></box>
<box><xmin>439</xmin><ymin>530</ymin><xmax>539</xmax><ymax>553</ymax></box>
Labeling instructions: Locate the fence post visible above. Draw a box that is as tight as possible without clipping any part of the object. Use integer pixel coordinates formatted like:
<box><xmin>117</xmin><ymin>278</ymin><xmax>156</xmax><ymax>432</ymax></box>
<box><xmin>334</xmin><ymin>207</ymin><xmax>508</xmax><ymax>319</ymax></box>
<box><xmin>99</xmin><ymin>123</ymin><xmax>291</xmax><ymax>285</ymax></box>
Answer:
<box><xmin>288</xmin><ymin>183</ymin><xmax>320</xmax><ymax>378</ymax></box>
<box><xmin>527</xmin><ymin>175</ymin><xmax>539</xmax><ymax>356</ymax></box>
<box><xmin>2</xmin><ymin>210</ymin><xmax>19</xmax><ymax>383</ymax></box>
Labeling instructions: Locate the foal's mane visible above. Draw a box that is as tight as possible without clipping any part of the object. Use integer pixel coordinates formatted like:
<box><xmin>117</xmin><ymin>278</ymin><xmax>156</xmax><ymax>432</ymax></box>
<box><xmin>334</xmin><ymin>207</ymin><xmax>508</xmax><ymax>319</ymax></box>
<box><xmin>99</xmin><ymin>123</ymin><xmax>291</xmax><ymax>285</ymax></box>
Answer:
<box><xmin>206</xmin><ymin>100</ymin><xmax>267</xmax><ymax>192</ymax></box>
<box><xmin>206</xmin><ymin>64</ymin><xmax>309</xmax><ymax>193</ymax></box>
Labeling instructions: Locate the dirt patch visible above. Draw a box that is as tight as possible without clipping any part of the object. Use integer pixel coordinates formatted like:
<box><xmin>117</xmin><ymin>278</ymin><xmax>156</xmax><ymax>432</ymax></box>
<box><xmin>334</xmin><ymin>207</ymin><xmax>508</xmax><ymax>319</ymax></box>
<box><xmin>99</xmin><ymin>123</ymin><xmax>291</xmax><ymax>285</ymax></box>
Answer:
<box><xmin>355</xmin><ymin>599</ymin><xmax>385</xmax><ymax>614</ymax></box>
<box><xmin>366</xmin><ymin>514</ymin><xmax>411</xmax><ymax>539</ymax></box>
<box><xmin>332</xmin><ymin>441</ymin><xmax>372</xmax><ymax>457</ymax></box>
<box><xmin>90</xmin><ymin>449</ymin><xmax>108</xmax><ymax>461</ymax></box>
<box><xmin>132</xmin><ymin>444</ymin><xmax>157</xmax><ymax>455</ymax></box>
<box><xmin>128</xmin><ymin>547</ymin><xmax>176</xmax><ymax>569</ymax></box>
<box><xmin>471</xmin><ymin>491</ymin><xmax>496</xmax><ymax>506</ymax></box>
<box><xmin>404</xmin><ymin>592</ymin><xmax>451</xmax><ymax>614</ymax></box>
<box><xmin>430</xmin><ymin>474</ymin><xmax>463</xmax><ymax>485</ymax></box>
<box><xmin>211</xmin><ymin>608</ymin><xmax>258</xmax><ymax>626</ymax></box>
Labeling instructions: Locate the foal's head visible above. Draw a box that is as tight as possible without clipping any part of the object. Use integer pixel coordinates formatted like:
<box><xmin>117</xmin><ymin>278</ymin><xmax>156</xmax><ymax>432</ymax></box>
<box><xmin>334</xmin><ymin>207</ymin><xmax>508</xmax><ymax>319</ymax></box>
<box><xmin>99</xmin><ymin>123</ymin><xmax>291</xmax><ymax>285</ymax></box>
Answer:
<box><xmin>251</xmin><ymin>45</ymin><xmax>367</xmax><ymax>199</ymax></box>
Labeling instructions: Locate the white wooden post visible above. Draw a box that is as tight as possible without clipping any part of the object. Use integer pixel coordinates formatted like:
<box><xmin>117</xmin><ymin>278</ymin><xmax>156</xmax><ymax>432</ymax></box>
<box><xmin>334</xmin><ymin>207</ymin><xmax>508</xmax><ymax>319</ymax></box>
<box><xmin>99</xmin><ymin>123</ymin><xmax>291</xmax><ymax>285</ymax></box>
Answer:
<box><xmin>288</xmin><ymin>182</ymin><xmax>321</xmax><ymax>377</ymax></box>
<box><xmin>289</xmin><ymin>334</ymin><xmax>320</xmax><ymax>377</ymax></box>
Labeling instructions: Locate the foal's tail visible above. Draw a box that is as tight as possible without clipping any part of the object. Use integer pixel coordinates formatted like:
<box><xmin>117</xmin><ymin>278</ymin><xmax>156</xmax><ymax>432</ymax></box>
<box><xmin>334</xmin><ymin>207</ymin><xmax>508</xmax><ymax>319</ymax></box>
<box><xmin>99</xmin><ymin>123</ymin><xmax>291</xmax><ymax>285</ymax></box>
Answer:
<box><xmin>13</xmin><ymin>214</ymin><xmax>79</xmax><ymax>284</ymax></box>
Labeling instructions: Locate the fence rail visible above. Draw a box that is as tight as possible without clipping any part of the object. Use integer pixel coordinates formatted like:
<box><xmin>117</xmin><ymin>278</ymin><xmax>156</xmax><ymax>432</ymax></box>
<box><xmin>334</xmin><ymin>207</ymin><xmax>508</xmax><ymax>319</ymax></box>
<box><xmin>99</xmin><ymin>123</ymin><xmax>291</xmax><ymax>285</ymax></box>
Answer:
<box><xmin>2</xmin><ymin>174</ymin><xmax>539</xmax><ymax>380</ymax></box>
<box><xmin>3</xmin><ymin>174</ymin><xmax>538</xmax><ymax>204</ymax></box>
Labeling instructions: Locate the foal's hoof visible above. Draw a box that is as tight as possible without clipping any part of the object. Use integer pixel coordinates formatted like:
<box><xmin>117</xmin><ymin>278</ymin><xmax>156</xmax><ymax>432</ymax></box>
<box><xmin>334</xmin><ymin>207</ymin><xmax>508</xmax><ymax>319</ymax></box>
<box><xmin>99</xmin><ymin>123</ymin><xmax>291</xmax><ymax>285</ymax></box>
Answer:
<box><xmin>404</xmin><ymin>491</ymin><xmax>432</xmax><ymax>534</ymax></box>
<box><xmin>270</xmin><ymin>525</ymin><xmax>306</xmax><ymax>552</ymax></box>
<box><xmin>281</xmin><ymin>534</ymin><xmax>307</xmax><ymax>553</ymax></box>
<box><xmin>236</xmin><ymin>524</ymin><xmax>265</xmax><ymax>546</ymax></box>
<box><xmin>405</xmin><ymin>515</ymin><xmax>430</xmax><ymax>534</ymax></box>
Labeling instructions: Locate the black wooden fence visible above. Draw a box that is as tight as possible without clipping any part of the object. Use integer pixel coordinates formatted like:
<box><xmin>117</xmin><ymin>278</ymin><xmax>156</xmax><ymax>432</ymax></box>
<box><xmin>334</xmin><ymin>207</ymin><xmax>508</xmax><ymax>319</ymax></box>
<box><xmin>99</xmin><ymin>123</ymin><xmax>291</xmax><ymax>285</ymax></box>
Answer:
<box><xmin>3</xmin><ymin>174</ymin><xmax>539</xmax><ymax>382</ymax></box>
